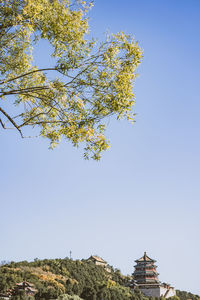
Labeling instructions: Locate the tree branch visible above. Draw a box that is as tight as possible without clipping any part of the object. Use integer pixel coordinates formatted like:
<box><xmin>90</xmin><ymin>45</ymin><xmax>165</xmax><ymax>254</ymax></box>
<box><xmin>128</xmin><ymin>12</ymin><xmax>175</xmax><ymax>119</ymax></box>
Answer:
<box><xmin>0</xmin><ymin>68</ymin><xmax>57</xmax><ymax>85</ymax></box>
<box><xmin>19</xmin><ymin>108</ymin><xmax>53</xmax><ymax>128</ymax></box>
<box><xmin>0</xmin><ymin>118</ymin><xmax>5</xmax><ymax>129</ymax></box>
<box><xmin>0</xmin><ymin>106</ymin><xmax>23</xmax><ymax>137</ymax></box>
<box><xmin>0</xmin><ymin>85</ymin><xmax>50</xmax><ymax>97</ymax></box>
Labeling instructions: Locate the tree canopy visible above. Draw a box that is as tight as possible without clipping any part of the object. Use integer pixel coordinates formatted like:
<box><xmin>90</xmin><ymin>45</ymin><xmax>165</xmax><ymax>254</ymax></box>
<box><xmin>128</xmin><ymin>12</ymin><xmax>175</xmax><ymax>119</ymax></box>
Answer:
<box><xmin>0</xmin><ymin>258</ymin><xmax>148</xmax><ymax>300</ymax></box>
<box><xmin>0</xmin><ymin>0</ymin><xmax>142</xmax><ymax>159</ymax></box>
<box><xmin>0</xmin><ymin>258</ymin><xmax>199</xmax><ymax>300</ymax></box>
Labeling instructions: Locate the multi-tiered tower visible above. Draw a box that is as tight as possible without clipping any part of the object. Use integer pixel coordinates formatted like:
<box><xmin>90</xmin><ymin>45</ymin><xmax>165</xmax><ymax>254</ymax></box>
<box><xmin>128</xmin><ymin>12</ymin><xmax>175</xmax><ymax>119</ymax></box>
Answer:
<box><xmin>132</xmin><ymin>252</ymin><xmax>176</xmax><ymax>298</ymax></box>
<box><xmin>133</xmin><ymin>251</ymin><xmax>160</xmax><ymax>288</ymax></box>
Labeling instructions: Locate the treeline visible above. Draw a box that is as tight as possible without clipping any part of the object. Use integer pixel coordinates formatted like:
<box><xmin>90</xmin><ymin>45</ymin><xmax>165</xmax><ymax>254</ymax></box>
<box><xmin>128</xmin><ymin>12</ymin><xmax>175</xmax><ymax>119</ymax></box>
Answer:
<box><xmin>0</xmin><ymin>258</ymin><xmax>199</xmax><ymax>300</ymax></box>
<box><xmin>0</xmin><ymin>258</ymin><xmax>147</xmax><ymax>300</ymax></box>
<box><xmin>176</xmin><ymin>290</ymin><xmax>200</xmax><ymax>300</ymax></box>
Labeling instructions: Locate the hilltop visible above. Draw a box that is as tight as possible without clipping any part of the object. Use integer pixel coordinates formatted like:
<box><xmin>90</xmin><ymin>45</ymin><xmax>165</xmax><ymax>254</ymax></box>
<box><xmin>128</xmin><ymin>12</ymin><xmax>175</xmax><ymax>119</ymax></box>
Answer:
<box><xmin>0</xmin><ymin>258</ymin><xmax>199</xmax><ymax>300</ymax></box>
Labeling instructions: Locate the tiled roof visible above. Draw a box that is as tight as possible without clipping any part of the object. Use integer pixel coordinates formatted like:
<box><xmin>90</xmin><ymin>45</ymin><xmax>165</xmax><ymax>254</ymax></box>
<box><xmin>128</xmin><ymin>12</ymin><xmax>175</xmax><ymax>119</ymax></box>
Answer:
<box><xmin>135</xmin><ymin>252</ymin><xmax>156</xmax><ymax>262</ymax></box>
<box><xmin>89</xmin><ymin>255</ymin><xmax>107</xmax><ymax>263</ymax></box>
<box><xmin>16</xmin><ymin>282</ymin><xmax>35</xmax><ymax>287</ymax></box>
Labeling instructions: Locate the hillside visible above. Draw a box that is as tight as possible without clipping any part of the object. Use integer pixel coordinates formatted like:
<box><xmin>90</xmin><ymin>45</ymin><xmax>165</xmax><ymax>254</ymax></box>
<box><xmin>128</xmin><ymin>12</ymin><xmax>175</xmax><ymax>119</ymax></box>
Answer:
<box><xmin>0</xmin><ymin>258</ymin><xmax>199</xmax><ymax>300</ymax></box>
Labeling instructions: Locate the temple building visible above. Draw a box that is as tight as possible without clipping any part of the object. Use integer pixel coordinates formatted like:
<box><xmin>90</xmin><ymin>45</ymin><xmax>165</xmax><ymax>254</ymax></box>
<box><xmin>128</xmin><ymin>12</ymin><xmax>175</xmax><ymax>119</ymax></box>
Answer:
<box><xmin>132</xmin><ymin>252</ymin><xmax>176</xmax><ymax>298</ymax></box>
<box><xmin>87</xmin><ymin>255</ymin><xmax>111</xmax><ymax>272</ymax></box>
<box><xmin>87</xmin><ymin>255</ymin><xmax>107</xmax><ymax>267</ymax></box>
<box><xmin>0</xmin><ymin>282</ymin><xmax>37</xmax><ymax>299</ymax></box>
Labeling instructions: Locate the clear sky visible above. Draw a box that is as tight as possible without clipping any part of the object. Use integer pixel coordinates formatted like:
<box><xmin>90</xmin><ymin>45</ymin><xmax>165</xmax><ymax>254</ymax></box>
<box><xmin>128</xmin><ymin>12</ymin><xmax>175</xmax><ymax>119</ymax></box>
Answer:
<box><xmin>1</xmin><ymin>0</ymin><xmax>200</xmax><ymax>296</ymax></box>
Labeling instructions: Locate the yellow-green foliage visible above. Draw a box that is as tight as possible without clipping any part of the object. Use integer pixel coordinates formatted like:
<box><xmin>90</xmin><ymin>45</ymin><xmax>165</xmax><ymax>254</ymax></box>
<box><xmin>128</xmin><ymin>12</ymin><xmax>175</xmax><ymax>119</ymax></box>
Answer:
<box><xmin>0</xmin><ymin>0</ymin><xmax>142</xmax><ymax>159</ymax></box>
<box><xmin>20</xmin><ymin>266</ymin><xmax>67</xmax><ymax>291</ymax></box>
<box><xmin>0</xmin><ymin>259</ymin><xmax>199</xmax><ymax>300</ymax></box>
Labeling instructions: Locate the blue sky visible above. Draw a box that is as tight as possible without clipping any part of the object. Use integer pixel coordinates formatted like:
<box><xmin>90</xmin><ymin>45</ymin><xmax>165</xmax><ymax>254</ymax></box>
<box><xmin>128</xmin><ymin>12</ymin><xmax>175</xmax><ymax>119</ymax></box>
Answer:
<box><xmin>1</xmin><ymin>0</ymin><xmax>200</xmax><ymax>296</ymax></box>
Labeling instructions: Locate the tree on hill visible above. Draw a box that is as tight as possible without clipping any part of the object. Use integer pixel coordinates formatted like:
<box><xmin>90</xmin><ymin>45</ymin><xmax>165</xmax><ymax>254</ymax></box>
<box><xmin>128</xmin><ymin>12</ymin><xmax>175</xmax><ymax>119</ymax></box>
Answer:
<box><xmin>0</xmin><ymin>258</ymin><xmax>199</xmax><ymax>300</ymax></box>
<box><xmin>0</xmin><ymin>0</ymin><xmax>142</xmax><ymax>159</ymax></box>
<box><xmin>58</xmin><ymin>295</ymin><xmax>83</xmax><ymax>300</ymax></box>
<box><xmin>0</xmin><ymin>258</ymin><xmax>146</xmax><ymax>300</ymax></box>
<box><xmin>176</xmin><ymin>290</ymin><xmax>200</xmax><ymax>300</ymax></box>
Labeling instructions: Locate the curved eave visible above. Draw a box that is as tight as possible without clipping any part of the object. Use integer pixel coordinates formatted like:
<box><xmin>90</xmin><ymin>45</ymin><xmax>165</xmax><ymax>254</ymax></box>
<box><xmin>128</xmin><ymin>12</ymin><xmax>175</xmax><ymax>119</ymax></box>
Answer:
<box><xmin>135</xmin><ymin>259</ymin><xmax>156</xmax><ymax>263</ymax></box>
<box><xmin>134</xmin><ymin>272</ymin><xmax>159</xmax><ymax>275</ymax></box>
<box><xmin>134</xmin><ymin>264</ymin><xmax>158</xmax><ymax>268</ymax></box>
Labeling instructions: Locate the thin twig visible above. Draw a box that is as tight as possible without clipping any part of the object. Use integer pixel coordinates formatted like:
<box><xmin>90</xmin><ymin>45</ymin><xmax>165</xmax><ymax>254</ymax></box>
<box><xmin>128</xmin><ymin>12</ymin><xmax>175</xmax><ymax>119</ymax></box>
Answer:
<box><xmin>0</xmin><ymin>68</ymin><xmax>57</xmax><ymax>85</ymax></box>
<box><xmin>0</xmin><ymin>107</ymin><xmax>23</xmax><ymax>137</ymax></box>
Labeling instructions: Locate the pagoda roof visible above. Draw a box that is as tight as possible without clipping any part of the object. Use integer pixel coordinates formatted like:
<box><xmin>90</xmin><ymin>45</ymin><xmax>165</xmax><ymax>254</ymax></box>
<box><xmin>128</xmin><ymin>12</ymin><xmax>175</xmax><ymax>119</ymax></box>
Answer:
<box><xmin>16</xmin><ymin>282</ymin><xmax>35</xmax><ymax>287</ymax></box>
<box><xmin>134</xmin><ymin>264</ymin><xmax>158</xmax><ymax>268</ymax></box>
<box><xmin>88</xmin><ymin>255</ymin><xmax>107</xmax><ymax>263</ymax></box>
<box><xmin>134</xmin><ymin>270</ymin><xmax>159</xmax><ymax>275</ymax></box>
<box><xmin>135</xmin><ymin>252</ymin><xmax>156</xmax><ymax>263</ymax></box>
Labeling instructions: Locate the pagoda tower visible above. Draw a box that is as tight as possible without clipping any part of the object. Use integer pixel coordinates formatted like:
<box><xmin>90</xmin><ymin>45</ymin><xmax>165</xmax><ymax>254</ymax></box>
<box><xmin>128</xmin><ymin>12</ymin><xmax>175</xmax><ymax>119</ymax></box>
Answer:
<box><xmin>133</xmin><ymin>252</ymin><xmax>160</xmax><ymax>288</ymax></box>
<box><xmin>132</xmin><ymin>252</ymin><xmax>176</xmax><ymax>298</ymax></box>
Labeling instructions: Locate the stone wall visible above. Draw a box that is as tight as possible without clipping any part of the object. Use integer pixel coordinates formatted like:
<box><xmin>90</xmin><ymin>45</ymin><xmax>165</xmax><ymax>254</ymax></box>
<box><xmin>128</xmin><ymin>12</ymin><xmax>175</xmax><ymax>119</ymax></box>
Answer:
<box><xmin>140</xmin><ymin>286</ymin><xmax>176</xmax><ymax>298</ymax></box>
<box><xmin>140</xmin><ymin>287</ymin><xmax>161</xmax><ymax>298</ymax></box>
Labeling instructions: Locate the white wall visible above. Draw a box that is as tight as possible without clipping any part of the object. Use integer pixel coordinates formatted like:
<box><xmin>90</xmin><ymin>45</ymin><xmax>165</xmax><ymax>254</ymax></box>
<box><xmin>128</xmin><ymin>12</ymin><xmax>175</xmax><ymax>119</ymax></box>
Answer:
<box><xmin>140</xmin><ymin>287</ymin><xmax>161</xmax><ymax>297</ymax></box>
<box><xmin>140</xmin><ymin>286</ymin><xmax>176</xmax><ymax>298</ymax></box>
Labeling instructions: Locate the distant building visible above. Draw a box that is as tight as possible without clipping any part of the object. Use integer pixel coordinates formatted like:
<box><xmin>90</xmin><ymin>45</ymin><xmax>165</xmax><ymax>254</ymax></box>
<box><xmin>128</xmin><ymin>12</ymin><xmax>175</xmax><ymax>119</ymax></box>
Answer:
<box><xmin>87</xmin><ymin>255</ymin><xmax>107</xmax><ymax>267</ymax></box>
<box><xmin>87</xmin><ymin>255</ymin><xmax>111</xmax><ymax>272</ymax></box>
<box><xmin>13</xmin><ymin>281</ymin><xmax>37</xmax><ymax>296</ymax></box>
<box><xmin>0</xmin><ymin>281</ymin><xmax>38</xmax><ymax>299</ymax></box>
<box><xmin>132</xmin><ymin>252</ymin><xmax>176</xmax><ymax>298</ymax></box>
